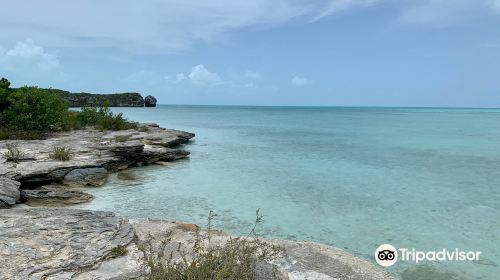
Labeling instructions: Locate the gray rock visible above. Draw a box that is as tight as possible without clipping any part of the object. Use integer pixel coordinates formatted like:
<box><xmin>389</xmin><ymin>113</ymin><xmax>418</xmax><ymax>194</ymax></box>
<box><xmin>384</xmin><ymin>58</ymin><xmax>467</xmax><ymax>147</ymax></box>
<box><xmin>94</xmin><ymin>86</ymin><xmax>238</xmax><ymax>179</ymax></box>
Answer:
<box><xmin>144</xmin><ymin>95</ymin><xmax>157</xmax><ymax>107</ymax></box>
<box><xmin>63</xmin><ymin>167</ymin><xmax>108</xmax><ymax>187</ymax></box>
<box><xmin>21</xmin><ymin>188</ymin><xmax>93</xmax><ymax>206</ymax></box>
<box><xmin>0</xmin><ymin>178</ymin><xmax>20</xmax><ymax>208</ymax></box>
<box><xmin>0</xmin><ymin>209</ymin><xmax>394</xmax><ymax>280</ymax></box>
<box><xmin>0</xmin><ymin>125</ymin><xmax>194</xmax><ymax>187</ymax></box>
<box><xmin>0</xmin><ymin>209</ymin><xmax>137</xmax><ymax>280</ymax></box>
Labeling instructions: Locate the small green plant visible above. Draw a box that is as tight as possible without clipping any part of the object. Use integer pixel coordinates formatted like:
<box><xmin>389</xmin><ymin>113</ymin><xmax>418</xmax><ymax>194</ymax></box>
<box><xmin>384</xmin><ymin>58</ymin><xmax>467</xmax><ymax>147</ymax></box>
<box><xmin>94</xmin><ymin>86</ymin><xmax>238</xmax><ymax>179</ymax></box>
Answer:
<box><xmin>2</xmin><ymin>143</ymin><xmax>24</xmax><ymax>163</ymax></box>
<box><xmin>137</xmin><ymin>126</ymin><xmax>149</xmax><ymax>132</ymax></box>
<box><xmin>110</xmin><ymin>246</ymin><xmax>128</xmax><ymax>257</ymax></box>
<box><xmin>49</xmin><ymin>146</ymin><xmax>73</xmax><ymax>161</ymax></box>
<box><xmin>143</xmin><ymin>209</ymin><xmax>283</xmax><ymax>280</ymax></box>
<box><xmin>114</xmin><ymin>134</ymin><xmax>132</xmax><ymax>142</ymax></box>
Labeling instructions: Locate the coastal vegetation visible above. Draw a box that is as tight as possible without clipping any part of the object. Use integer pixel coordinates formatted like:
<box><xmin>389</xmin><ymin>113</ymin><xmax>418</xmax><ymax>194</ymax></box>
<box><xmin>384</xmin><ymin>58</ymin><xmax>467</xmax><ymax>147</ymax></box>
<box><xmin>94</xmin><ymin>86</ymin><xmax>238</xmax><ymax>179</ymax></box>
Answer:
<box><xmin>1</xmin><ymin>143</ymin><xmax>24</xmax><ymax>163</ymax></box>
<box><xmin>143</xmin><ymin>210</ymin><xmax>283</xmax><ymax>280</ymax></box>
<box><xmin>49</xmin><ymin>146</ymin><xmax>73</xmax><ymax>161</ymax></box>
<box><xmin>0</xmin><ymin>77</ymin><xmax>138</xmax><ymax>140</ymax></box>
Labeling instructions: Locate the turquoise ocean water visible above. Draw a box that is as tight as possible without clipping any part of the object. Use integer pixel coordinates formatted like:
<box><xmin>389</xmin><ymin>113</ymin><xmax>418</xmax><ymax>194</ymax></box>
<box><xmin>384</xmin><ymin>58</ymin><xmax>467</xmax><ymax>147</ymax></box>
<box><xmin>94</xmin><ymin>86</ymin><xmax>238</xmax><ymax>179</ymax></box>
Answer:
<box><xmin>76</xmin><ymin>106</ymin><xmax>500</xmax><ymax>279</ymax></box>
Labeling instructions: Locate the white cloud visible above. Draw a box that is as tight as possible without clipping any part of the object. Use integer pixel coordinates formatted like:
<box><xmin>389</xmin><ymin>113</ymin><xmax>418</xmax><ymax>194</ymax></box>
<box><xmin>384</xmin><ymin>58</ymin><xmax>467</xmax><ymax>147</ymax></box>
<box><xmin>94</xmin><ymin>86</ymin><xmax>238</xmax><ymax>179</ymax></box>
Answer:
<box><xmin>0</xmin><ymin>38</ymin><xmax>60</xmax><ymax>72</ymax></box>
<box><xmin>2</xmin><ymin>1</ymin><xmax>497</xmax><ymax>54</ymax></box>
<box><xmin>291</xmin><ymin>76</ymin><xmax>309</xmax><ymax>86</ymax></box>
<box><xmin>245</xmin><ymin>71</ymin><xmax>261</xmax><ymax>79</ymax></box>
<box><xmin>188</xmin><ymin>64</ymin><xmax>223</xmax><ymax>86</ymax></box>
<box><xmin>0</xmin><ymin>0</ymin><xmax>316</xmax><ymax>53</ymax></box>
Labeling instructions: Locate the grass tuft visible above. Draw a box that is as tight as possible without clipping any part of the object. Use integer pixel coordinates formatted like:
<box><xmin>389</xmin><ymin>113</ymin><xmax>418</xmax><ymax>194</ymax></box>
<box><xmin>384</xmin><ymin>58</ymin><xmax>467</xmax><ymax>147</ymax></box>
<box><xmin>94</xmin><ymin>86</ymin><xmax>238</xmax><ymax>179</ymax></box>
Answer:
<box><xmin>49</xmin><ymin>146</ymin><xmax>73</xmax><ymax>161</ymax></box>
<box><xmin>2</xmin><ymin>143</ymin><xmax>24</xmax><ymax>163</ymax></box>
<box><xmin>110</xmin><ymin>246</ymin><xmax>128</xmax><ymax>257</ymax></box>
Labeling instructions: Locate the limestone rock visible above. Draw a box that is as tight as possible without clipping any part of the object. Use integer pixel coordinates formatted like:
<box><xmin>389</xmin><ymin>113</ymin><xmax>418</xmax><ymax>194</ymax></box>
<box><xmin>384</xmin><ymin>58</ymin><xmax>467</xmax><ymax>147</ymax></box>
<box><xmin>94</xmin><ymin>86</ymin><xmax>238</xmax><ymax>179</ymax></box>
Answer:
<box><xmin>21</xmin><ymin>188</ymin><xmax>93</xmax><ymax>206</ymax></box>
<box><xmin>63</xmin><ymin>167</ymin><xmax>108</xmax><ymax>187</ymax></box>
<box><xmin>0</xmin><ymin>209</ymin><xmax>137</xmax><ymax>280</ymax></box>
<box><xmin>0</xmin><ymin>178</ymin><xmax>20</xmax><ymax>208</ymax></box>
<box><xmin>0</xmin><ymin>209</ymin><xmax>394</xmax><ymax>280</ymax></box>
<box><xmin>144</xmin><ymin>95</ymin><xmax>157</xmax><ymax>107</ymax></box>
<box><xmin>0</xmin><ymin>125</ymin><xmax>194</xmax><ymax>187</ymax></box>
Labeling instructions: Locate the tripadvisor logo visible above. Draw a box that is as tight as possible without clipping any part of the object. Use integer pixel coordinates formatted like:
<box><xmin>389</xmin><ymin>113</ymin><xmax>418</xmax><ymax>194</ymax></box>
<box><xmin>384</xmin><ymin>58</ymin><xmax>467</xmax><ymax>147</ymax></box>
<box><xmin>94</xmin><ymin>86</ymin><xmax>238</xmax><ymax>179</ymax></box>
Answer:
<box><xmin>375</xmin><ymin>244</ymin><xmax>481</xmax><ymax>267</ymax></box>
<box><xmin>375</xmin><ymin>244</ymin><xmax>397</xmax><ymax>267</ymax></box>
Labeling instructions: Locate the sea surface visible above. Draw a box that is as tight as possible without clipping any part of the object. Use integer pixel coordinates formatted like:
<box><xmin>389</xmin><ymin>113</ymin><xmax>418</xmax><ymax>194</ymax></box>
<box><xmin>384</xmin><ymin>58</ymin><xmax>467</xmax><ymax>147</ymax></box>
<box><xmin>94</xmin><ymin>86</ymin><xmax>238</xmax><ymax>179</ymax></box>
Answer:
<box><xmin>76</xmin><ymin>106</ymin><xmax>500</xmax><ymax>279</ymax></box>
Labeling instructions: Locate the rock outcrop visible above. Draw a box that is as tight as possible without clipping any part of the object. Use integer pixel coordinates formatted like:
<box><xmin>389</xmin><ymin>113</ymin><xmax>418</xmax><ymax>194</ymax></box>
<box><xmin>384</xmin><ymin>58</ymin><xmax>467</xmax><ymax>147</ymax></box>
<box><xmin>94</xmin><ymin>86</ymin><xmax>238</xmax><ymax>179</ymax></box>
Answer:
<box><xmin>144</xmin><ymin>95</ymin><xmax>157</xmax><ymax>107</ymax></box>
<box><xmin>0</xmin><ymin>123</ymin><xmax>194</xmax><ymax>207</ymax></box>
<box><xmin>0</xmin><ymin>209</ymin><xmax>395</xmax><ymax>280</ymax></box>
<box><xmin>59</xmin><ymin>90</ymin><xmax>145</xmax><ymax>107</ymax></box>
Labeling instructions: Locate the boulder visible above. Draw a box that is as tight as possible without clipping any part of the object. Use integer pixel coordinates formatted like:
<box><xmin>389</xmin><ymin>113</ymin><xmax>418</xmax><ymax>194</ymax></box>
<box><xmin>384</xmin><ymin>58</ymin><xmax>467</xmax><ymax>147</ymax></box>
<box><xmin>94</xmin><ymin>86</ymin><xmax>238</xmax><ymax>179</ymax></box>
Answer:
<box><xmin>63</xmin><ymin>167</ymin><xmax>108</xmax><ymax>187</ymax></box>
<box><xmin>144</xmin><ymin>95</ymin><xmax>157</xmax><ymax>107</ymax></box>
<box><xmin>0</xmin><ymin>178</ymin><xmax>20</xmax><ymax>208</ymax></box>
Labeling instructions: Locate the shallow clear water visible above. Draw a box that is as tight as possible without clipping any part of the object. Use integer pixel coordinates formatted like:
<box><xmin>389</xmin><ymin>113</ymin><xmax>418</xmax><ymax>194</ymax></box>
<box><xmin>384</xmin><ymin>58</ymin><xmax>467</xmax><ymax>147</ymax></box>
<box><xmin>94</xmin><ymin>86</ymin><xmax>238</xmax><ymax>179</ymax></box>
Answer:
<box><xmin>76</xmin><ymin>106</ymin><xmax>500</xmax><ymax>279</ymax></box>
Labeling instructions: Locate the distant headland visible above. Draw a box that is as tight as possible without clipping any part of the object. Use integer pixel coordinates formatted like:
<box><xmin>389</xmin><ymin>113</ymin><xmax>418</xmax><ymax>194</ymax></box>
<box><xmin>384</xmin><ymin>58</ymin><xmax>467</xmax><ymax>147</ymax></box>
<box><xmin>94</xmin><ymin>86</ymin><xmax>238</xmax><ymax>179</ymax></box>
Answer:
<box><xmin>16</xmin><ymin>88</ymin><xmax>157</xmax><ymax>107</ymax></box>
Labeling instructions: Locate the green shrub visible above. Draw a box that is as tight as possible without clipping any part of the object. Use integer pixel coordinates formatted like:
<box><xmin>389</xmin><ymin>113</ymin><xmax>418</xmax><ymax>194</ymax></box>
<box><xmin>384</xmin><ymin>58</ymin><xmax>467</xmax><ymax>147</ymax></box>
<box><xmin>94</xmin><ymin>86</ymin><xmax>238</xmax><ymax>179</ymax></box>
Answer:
<box><xmin>49</xmin><ymin>146</ymin><xmax>73</xmax><ymax>161</ymax></box>
<box><xmin>0</xmin><ymin>128</ymin><xmax>42</xmax><ymax>140</ymax></box>
<box><xmin>2</xmin><ymin>143</ymin><xmax>24</xmax><ymax>163</ymax></box>
<box><xmin>76</xmin><ymin>106</ymin><xmax>137</xmax><ymax>131</ymax></box>
<box><xmin>143</xmin><ymin>210</ymin><xmax>283</xmax><ymax>280</ymax></box>
<box><xmin>1</xmin><ymin>86</ymin><xmax>68</xmax><ymax>131</ymax></box>
<box><xmin>0</xmin><ymin>77</ymin><xmax>138</xmax><ymax>136</ymax></box>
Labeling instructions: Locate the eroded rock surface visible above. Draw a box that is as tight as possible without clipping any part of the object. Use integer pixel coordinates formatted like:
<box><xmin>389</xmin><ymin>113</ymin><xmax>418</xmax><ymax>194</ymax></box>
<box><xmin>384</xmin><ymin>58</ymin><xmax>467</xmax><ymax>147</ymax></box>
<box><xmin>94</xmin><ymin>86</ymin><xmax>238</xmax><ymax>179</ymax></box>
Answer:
<box><xmin>0</xmin><ymin>209</ymin><xmax>394</xmax><ymax>280</ymax></box>
<box><xmin>0</xmin><ymin>124</ymin><xmax>194</xmax><ymax>207</ymax></box>
<box><xmin>0</xmin><ymin>208</ymin><xmax>137</xmax><ymax>280</ymax></box>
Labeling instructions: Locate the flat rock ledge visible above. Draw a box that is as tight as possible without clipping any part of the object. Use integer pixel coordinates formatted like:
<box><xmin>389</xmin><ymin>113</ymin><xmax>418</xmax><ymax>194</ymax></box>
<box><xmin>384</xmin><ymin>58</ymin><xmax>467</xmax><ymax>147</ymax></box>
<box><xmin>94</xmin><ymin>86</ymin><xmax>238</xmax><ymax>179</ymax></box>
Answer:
<box><xmin>0</xmin><ymin>123</ymin><xmax>194</xmax><ymax>207</ymax></box>
<box><xmin>0</xmin><ymin>208</ymin><xmax>394</xmax><ymax>280</ymax></box>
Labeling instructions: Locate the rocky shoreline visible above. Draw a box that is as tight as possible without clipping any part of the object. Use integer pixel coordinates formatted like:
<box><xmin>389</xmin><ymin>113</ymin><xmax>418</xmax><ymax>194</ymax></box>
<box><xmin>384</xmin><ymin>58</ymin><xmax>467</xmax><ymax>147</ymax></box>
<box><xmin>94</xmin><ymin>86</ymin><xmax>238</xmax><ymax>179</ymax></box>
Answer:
<box><xmin>0</xmin><ymin>124</ymin><xmax>393</xmax><ymax>279</ymax></box>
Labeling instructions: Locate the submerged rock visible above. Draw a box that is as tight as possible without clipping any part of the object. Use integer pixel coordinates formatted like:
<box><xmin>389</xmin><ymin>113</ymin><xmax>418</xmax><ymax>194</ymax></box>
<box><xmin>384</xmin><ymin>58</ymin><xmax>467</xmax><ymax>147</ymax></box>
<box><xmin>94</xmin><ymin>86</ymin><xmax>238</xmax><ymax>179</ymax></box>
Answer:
<box><xmin>21</xmin><ymin>188</ymin><xmax>93</xmax><ymax>206</ymax></box>
<box><xmin>117</xmin><ymin>170</ymin><xmax>143</xmax><ymax>181</ymax></box>
<box><xmin>0</xmin><ymin>178</ymin><xmax>20</xmax><ymax>208</ymax></box>
<box><xmin>144</xmin><ymin>95</ymin><xmax>157</xmax><ymax>107</ymax></box>
<box><xmin>63</xmin><ymin>167</ymin><xmax>108</xmax><ymax>187</ymax></box>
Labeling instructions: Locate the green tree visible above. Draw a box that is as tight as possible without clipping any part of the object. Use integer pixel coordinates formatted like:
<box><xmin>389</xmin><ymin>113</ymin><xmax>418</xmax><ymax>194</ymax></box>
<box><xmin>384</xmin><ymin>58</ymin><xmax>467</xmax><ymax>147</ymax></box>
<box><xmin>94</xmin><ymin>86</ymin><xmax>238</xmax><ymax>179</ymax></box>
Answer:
<box><xmin>0</xmin><ymin>77</ymin><xmax>12</xmax><ymax>112</ymax></box>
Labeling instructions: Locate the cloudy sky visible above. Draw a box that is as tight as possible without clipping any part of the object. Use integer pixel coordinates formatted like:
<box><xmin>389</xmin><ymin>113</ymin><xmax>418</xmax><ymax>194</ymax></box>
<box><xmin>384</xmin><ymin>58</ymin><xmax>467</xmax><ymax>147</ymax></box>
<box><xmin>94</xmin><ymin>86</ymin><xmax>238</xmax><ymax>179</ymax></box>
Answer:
<box><xmin>1</xmin><ymin>0</ymin><xmax>500</xmax><ymax>106</ymax></box>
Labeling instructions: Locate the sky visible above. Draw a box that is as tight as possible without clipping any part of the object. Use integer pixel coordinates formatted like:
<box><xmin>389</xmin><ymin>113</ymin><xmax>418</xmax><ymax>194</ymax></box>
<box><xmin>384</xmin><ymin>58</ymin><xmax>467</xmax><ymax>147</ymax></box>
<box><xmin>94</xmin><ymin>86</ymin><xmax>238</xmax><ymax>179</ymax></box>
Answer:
<box><xmin>1</xmin><ymin>0</ymin><xmax>500</xmax><ymax>107</ymax></box>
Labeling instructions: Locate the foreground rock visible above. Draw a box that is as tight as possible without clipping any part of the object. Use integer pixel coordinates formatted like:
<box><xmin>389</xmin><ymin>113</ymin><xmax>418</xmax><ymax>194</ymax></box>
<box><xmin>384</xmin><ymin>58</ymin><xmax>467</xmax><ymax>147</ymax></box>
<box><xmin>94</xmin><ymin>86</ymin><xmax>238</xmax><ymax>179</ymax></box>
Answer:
<box><xmin>0</xmin><ymin>209</ymin><xmax>137</xmax><ymax>280</ymax></box>
<box><xmin>0</xmin><ymin>209</ymin><xmax>394</xmax><ymax>280</ymax></box>
<box><xmin>0</xmin><ymin>123</ymin><xmax>194</xmax><ymax>207</ymax></box>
